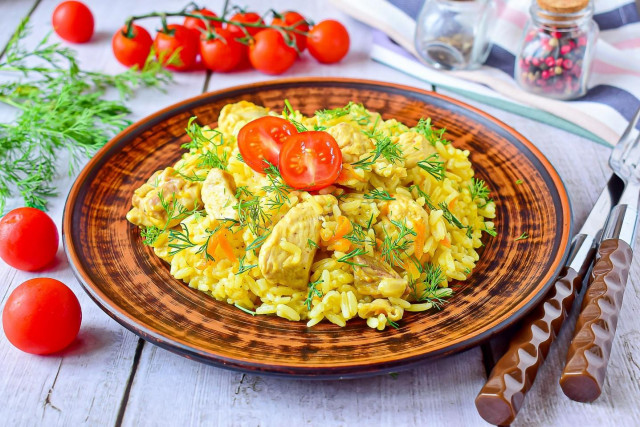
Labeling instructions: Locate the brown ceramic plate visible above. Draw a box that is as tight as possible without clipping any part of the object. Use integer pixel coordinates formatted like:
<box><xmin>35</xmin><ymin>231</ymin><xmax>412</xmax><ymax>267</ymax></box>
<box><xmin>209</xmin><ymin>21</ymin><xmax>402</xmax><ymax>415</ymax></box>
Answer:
<box><xmin>63</xmin><ymin>78</ymin><xmax>572</xmax><ymax>379</ymax></box>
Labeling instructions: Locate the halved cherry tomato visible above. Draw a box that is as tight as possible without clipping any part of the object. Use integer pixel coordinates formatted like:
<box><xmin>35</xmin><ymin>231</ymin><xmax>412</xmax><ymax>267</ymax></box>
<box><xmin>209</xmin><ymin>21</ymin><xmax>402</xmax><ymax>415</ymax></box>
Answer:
<box><xmin>279</xmin><ymin>131</ymin><xmax>343</xmax><ymax>191</ymax></box>
<box><xmin>307</xmin><ymin>20</ymin><xmax>350</xmax><ymax>64</ymax></box>
<box><xmin>154</xmin><ymin>24</ymin><xmax>199</xmax><ymax>71</ymax></box>
<box><xmin>112</xmin><ymin>24</ymin><xmax>153</xmax><ymax>69</ymax></box>
<box><xmin>271</xmin><ymin>11</ymin><xmax>309</xmax><ymax>53</ymax></box>
<box><xmin>200</xmin><ymin>28</ymin><xmax>244</xmax><ymax>72</ymax></box>
<box><xmin>227</xmin><ymin>12</ymin><xmax>264</xmax><ymax>38</ymax></box>
<box><xmin>249</xmin><ymin>29</ymin><xmax>297</xmax><ymax>75</ymax></box>
<box><xmin>237</xmin><ymin>116</ymin><xmax>298</xmax><ymax>173</ymax></box>
<box><xmin>183</xmin><ymin>8</ymin><xmax>221</xmax><ymax>39</ymax></box>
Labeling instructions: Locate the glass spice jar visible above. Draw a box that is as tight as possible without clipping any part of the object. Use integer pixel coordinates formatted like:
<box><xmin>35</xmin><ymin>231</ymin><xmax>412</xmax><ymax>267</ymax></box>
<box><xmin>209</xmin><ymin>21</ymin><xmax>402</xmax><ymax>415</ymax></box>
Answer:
<box><xmin>414</xmin><ymin>0</ymin><xmax>496</xmax><ymax>70</ymax></box>
<box><xmin>515</xmin><ymin>0</ymin><xmax>598</xmax><ymax>100</ymax></box>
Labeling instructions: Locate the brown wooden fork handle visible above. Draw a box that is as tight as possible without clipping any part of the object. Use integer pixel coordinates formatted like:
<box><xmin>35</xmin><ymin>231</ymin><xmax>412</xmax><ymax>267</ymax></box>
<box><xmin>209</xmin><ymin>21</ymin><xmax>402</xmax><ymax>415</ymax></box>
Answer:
<box><xmin>560</xmin><ymin>238</ymin><xmax>633</xmax><ymax>402</ymax></box>
<box><xmin>475</xmin><ymin>267</ymin><xmax>583</xmax><ymax>426</ymax></box>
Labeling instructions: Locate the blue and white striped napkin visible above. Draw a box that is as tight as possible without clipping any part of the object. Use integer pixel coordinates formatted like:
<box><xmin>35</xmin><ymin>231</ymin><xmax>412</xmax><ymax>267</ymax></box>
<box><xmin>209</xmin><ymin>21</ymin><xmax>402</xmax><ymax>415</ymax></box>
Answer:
<box><xmin>331</xmin><ymin>0</ymin><xmax>640</xmax><ymax>146</ymax></box>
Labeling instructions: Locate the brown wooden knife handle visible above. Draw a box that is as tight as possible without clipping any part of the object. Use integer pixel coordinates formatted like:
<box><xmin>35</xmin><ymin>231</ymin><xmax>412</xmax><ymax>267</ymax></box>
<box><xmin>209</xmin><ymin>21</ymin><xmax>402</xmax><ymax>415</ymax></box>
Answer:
<box><xmin>560</xmin><ymin>238</ymin><xmax>633</xmax><ymax>402</ymax></box>
<box><xmin>475</xmin><ymin>267</ymin><xmax>582</xmax><ymax>426</ymax></box>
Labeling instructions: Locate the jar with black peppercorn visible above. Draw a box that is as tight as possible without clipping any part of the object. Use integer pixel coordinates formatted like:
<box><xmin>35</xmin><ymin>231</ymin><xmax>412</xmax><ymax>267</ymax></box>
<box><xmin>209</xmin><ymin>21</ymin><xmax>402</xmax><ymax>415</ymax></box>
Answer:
<box><xmin>515</xmin><ymin>0</ymin><xmax>598</xmax><ymax>100</ymax></box>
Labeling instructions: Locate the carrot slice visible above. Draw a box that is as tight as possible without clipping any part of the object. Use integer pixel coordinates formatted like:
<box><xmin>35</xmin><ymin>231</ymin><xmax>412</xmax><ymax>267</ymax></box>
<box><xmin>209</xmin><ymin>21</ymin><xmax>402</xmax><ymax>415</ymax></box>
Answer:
<box><xmin>448</xmin><ymin>196</ymin><xmax>457</xmax><ymax>211</ymax></box>
<box><xmin>414</xmin><ymin>220</ymin><xmax>426</xmax><ymax>259</ymax></box>
<box><xmin>440</xmin><ymin>236</ymin><xmax>451</xmax><ymax>248</ymax></box>
<box><xmin>330</xmin><ymin>238</ymin><xmax>351</xmax><ymax>253</ymax></box>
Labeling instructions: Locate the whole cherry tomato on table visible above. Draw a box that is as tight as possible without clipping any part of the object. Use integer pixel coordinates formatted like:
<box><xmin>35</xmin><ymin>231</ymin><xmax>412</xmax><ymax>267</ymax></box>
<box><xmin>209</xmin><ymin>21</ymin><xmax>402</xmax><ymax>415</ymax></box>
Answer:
<box><xmin>271</xmin><ymin>11</ymin><xmax>309</xmax><ymax>53</ymax></box>
<box><xmin>249</xmin><ymin>29</ymin><xmax>297</xmax><ymax>75</ymax></box>
<box><xmin>52</xmin><ymin>1</ymin><xmax>94</xmax><ymax>43</ymax></box>
<box><xmin>307</xmin><ymin>20</ymin><xmax>350</xmax><ymax>64</ymax></box>
<box><xmin>279</xmin><ymin>131</ymin><xmax>343</xmax><ymax>191</ymax></box>
<box><xmin>227</xmin><ymin>11</ymin><xmax>264</xmax><ymax>38</ymax></box>
<box><xmin>112</xmin><ymin>24</ymin><xmax>153</xmax><ymax>69</ymax></box>
<box><xmin>183</xmin><ymin>8</ymin><xmax>221</xmax><ymax>39</ymax></box>
<box><xmin>200</xmin><ymin>28</ymin><xmax>244</xmax><ymax>72</ymax></box>
<box><xmin>0</xmin><ymin>207</ymin><xmax>58</xmax><ymax>271</ymax></box>
<box><xmin>2</xmin><ymin>278</ymin><xmax>82</xmax><ymax>355</ymax></box>
<box><xmin>237</xmin><ymin>116</ymin><xmax>298</xmax><ymax>173</ymax></box>
<box><xmin>154</xmin><ymin>24</ymin><xmax>199</xmax><ymax>71</ymax></box>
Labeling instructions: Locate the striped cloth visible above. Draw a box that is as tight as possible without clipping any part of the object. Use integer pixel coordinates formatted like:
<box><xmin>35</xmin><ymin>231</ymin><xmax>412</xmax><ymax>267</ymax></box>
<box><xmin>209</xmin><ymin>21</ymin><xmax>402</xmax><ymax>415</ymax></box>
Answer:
<box><xmin>332</xmin><ymin>0</ymin><xmax>640</xmax><ymax>146</ymax></box>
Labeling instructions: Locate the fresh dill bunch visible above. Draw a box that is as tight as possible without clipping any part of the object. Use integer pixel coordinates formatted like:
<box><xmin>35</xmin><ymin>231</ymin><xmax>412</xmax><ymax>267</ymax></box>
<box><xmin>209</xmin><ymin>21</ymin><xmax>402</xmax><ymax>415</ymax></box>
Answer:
<box><xmin>0</xmin><ymin>18</ymin><xmax>171</xmax><ymax>214</ymax></box>
<box><xmin>417</xmin><ymin>153</ymin><xmax>445</xmax><ymax>181</ymax></box>
<box><xmin>413</xmin><ymin>118</ymin><xmax>449</xmax><ymax>146</ymax></box>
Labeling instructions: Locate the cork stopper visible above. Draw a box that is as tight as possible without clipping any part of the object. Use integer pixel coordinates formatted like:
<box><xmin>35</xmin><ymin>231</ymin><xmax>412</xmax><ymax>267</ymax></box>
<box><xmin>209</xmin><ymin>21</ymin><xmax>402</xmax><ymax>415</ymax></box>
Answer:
<box><xmin>536</xmin><ymin>0</ymin><xmax>589</xmax><ymax>14</ymax></box>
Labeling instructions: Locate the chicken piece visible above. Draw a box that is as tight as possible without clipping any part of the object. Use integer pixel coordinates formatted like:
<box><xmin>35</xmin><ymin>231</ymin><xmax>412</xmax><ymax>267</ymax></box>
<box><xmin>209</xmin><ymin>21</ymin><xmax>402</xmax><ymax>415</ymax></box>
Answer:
<box><xmin>126</xmin><ymin>167</ymin><xmax>201</xmax><ymax>228</ymax></box>
<box><xmin>353</xmin><ymin>255</ymin><xmax>407</xmax><ymax>298</ymax></box>
<box><xmin>395</xmin><ymin>131</ymin><xmax>434</xmax><ymax>168</ymax></box>
<box><xmin>258</xmin><ymin>195</ymin><xmax>335</xmax><ymax>288</ymax></box>
<box><xmin>386</xmin><ymin>193</ymin><xmax>429</xmax><ymax>228</ymax></box>
<box><xmin>217</xmin><ymin>101</ymin><xmax>269</xmax><ymax>136</ymax></box>
<box><xmin>326</xmin><ymin>122</ymin><xmax>374</xmax><ymax>164</ymax></box>
<box><xmin>201</xmin><ymin>168</ymin><xmax>237</xmax><ymax>220</ymax></box>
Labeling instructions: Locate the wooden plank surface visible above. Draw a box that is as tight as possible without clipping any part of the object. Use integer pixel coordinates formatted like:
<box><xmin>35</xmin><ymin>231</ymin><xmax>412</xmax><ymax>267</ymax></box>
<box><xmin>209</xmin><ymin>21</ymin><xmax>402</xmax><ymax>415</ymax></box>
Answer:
<box><xmin>0</xmin><ymin>0</ymin><xmax>638</xmax><ymax>426</ymax></box>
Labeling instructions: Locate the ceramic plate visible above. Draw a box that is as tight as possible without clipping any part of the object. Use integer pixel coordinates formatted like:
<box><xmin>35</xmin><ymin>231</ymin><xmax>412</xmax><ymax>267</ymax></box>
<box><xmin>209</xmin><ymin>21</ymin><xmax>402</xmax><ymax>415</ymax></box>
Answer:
<box><xmin>63</xmin><ymin>78</ymin><xmax>572</xmax><ymax>378</ymax></box>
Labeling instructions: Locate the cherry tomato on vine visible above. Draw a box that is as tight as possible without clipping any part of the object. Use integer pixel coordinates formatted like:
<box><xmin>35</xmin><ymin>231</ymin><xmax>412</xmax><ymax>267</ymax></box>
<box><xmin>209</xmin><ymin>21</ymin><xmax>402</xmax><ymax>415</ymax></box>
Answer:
<box><xmin>307</xmin><ymin>20</ymin><xmax>350</xmax><ymax>64</ymax></box>
<box><xmin>2</xmin><ymin>278</ymin><xmax>82</xmax><ymax>355</ymax></box>
<box><xmin>227</xmin><ymin>12</ymin><xmax>264</xmax><ymax>38</ymax></box>
<box><xmin>279</xmin><ymin>131</ymin><xmax>343</xmax><ymax>191</ymax></box>
<box><xmin>200</xmin><ymin>28</ymin><xmax>244</xmax><ymax>72</ymax></box>
<box><xmin>112</xmin><ymin>24</ymin><xmax>153</xmax><ymax>69</ymax></box>
<box><xmin>183</xmin><ymin>8</ymin><xmax>221</xmax><ymax>38</ymax></box>
<box><xmin>52</xmin><ymin>1</ymin><xmax>94</xmax><ymax>43</ymax></box>
<box><xmin>154</xmin><ymin>24</ymin><xmax>199</xmax><ymax>71</ymax></box>
<box><xmin>0</xmin><ymin>207</ymin><xmax>58</xmax><ymax>271</ymax></box>
<box><xmin>237</xmin><ymin>116</ymin><xmax>298</xmax><ymax>173</ymax></box>
<box><xmin>249</xmin><ymin>29</ymin><xmax>297</xmax><ymax>75</ymax></box>
<box><xmin>271</xmin><ymin>11</ymin><xmax>309</xmax><ymax>53</ymax></box>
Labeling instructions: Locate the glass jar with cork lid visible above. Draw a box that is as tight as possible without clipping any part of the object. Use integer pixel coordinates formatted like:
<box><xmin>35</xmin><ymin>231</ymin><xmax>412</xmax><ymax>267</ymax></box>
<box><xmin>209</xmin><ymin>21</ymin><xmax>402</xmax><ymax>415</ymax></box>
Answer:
<box><xmin>515</xmin><ymin>0</ymin><xmax>598</xmax><ymax>100</ymax></box>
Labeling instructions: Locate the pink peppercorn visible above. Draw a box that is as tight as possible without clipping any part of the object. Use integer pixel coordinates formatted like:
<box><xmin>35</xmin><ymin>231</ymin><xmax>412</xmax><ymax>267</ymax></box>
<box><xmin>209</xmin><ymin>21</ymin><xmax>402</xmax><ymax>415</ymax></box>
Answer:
<box><xmin>532</xmin><ymin>58</ymin><xmax>540</xmax><ymax>67</ymax></box>
<box><xmin>560</xmin><ymin>44</ymin><xmax>572</xmax><ymax>55</ymax></box>
<box><xmin>541</xmin><ymin>69</ymin><xmax>550</xmax><ymax>79</ymax></box>
<box><xmin>545</xmin><ymin>56</ymin><xmax>555</xmax><ymax>67</ymax></box>
<box><xmin>563</xmin><ymin>59</ymin><xmax>573</xmax><ymax>69</ymax></box>
<box><xmin>556</xmin><ymin>57</ymin><xmax>563</xmax><ymax>67</ymax></box>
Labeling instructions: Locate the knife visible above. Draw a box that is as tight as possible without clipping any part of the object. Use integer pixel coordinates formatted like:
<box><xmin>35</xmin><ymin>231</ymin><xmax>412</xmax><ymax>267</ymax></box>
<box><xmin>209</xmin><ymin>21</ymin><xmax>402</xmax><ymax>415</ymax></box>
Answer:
<box><xmin>474</xmin><ymin>173</ymin><xmax>624</xmax><ymax>426</ymax></box>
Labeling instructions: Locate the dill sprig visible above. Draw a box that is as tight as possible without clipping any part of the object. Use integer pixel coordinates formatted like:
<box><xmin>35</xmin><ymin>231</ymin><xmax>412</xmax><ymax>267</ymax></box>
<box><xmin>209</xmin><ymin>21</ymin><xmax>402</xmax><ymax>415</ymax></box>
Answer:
<box><xmin>261</xmin><ymin>161</ymin><xmax>291</xmax><ymax>211</ymax></box>
<box><xmin>469</xmin><ymin>177</ymin><xmax>490</xmax><ymax>201</ymax></box>
<box><xmin>381</xmin><ymin>219</ymin><xmax>417</xmax><ymax>267</ymax></box>
<box><xmin>307</xmin><ymin>238</ymin><xmax>319</xmax><ymax>249</ymax></box>
<box><xmin>236</xmin><ymin>255</ymin><xmax>257</xmax><ymax>275</ymax></box>
<box><xmin>515</xmin><ymin>232</ymin><xmax>529</xmax><ymax>241</ymax></box>
<box><xmin>364</xmin><ymin>188</ymin><xmax>395</xmax><ymax>201</ymax></box>
<box><xmin>168</xmin><ymin>223</ymin><xmax>196</xmax><ymax>255</ymax></box>
<box><xmin>437</xmin><ymin>202</ymin><xmax>473</xmax><ymax>239</ymax></box>
<box><xmin>410</xmin><ymin>185</ymin><xmax>436</xmax><ymax>210</ymax></box>
<box><xmin>344</xmin><ymin>221</ymin><xmax>375</xmax><ymax>247</ymax></box>
<box><xmin>337</xmin><ymin>247</ymin><xmax>368</xmax><ymax>267</ymax></box>
<box><xmin>315</xmin><ymin>104</ymin><xmax>351</xmax><ymax>121</ymax></box>
<box><xmin>246</xmin><ymin>233</ymin><xmax>270</xmax><ymax>252</ymax></box>
<box><xmin>387</xmin><ymin>319</ymin><xmax>400</xmax><ymax>329</ymax></box>
<box><xmin>282</xmin><ymin>99</ymin><xmax>308</xmax><ymax>132</ymax></box>
<box><xmin>234</xmin><ymin>303</ymin><xmax>257</xmax><ymax>316</ymax></box>
<box><xmin>483</xmin><ymin>226</ymin><xmax>497</xmax><ymax>237</ymax></box>
<box><xmin>417</xmin><ymin>153</ymin><xmax>445</xmax><ymax>181</ymax></box>
<box><xmin>305</xmin><ymin>279</ymin><xmax>323</xmax><ymax>310</ymax></box>
<box><xmin>408</xmin><ymin>262</ymin><xmax>452</xmax><ymax>309</ymax></box>
<box><xmin>413</xmin><ymin>118</ymin><xmax>449</xmax><ymax>147</ymax></box>
<box><xmin>142</xmin><ymin>192</ymin><xmax>200</xmax><ymax>245</ymax></box>
<box><xmin>0</xmin><ymin>19</ymin><xmax>171</xmax><ymax>214</ymax></box>
<box><xmin>352</xmin><ymin>117</ymin><xmax>403</xmax><ymax>170</ymax></box>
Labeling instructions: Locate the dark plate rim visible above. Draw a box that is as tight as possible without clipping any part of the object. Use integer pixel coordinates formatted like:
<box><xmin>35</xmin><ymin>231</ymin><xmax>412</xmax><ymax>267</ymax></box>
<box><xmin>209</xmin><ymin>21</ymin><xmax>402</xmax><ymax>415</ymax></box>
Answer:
<box><xmin>63</xmin><ymin>77</ymin><xmax>573</xmax><ymax>379</ymax></box>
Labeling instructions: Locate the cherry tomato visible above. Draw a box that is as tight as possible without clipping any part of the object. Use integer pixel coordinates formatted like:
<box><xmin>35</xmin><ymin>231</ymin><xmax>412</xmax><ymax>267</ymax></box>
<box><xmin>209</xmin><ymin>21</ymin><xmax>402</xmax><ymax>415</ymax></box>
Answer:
<box><xmin>183</xmin><ymin>8</ymin><xmax>221</xmax><ymax>38</ymax></box>
<box><xmin>237</xmin><ymin>116</ymin><xmax>298</xmax><ymax>173</ymax></box>
<box><xmin>227</xmin><ymin>12</ymin><xmax>264</xmax><ymax>38</ymax></box>
<box><xmin>112</xmin><ymin>24</ymin><xmax>153</xmax><ymax>69</ymax></box>
<box><xmin>249</xmin><ymin>29</ymin><xmax>297</xmax><ymax>75</ymax></box>
<box><xmin>200</xmin><ymin>29</ymin><xmax>244</xmax><ymax>72</ymax></box>
<box><xmin>0</xmin><ymin>207</ymin><xmax>58</xmax><ymax>271</ymax></box>
<box><xmin>307</xmin><ymin>20</ymin><xmax>350</xmax><ymax>64</ymax></box>
<box><xmin>51</xmin><ymin>1</ymin><xmax>94</xmax><ymax>43</ymax></box>
<box><xmin>279</xmin><ymin>131</ymin><xmax>343</xmax><ymax>191</ymax></box>
<box><xmin>2</xmin><ymin>278</ymin><xmax>82</xmax><ymax>355</ymax></box>
<box><xmin>271</xmin><ymin>11</ymin><xmax>309</xmax><ymax>53</ymax></box>
<box><xmin>154</xmin><ymin>24</ymin><xmax>199</xmax><ymax>71</ymax></box>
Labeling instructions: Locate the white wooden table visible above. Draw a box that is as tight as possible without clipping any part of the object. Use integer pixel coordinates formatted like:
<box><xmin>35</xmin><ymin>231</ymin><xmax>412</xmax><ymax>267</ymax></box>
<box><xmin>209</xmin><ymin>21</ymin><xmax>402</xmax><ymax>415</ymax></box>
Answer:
<box><xmin>1</xmin><ymin>1</ymin><xmax>639</xmax><ymax>426</ymax></box>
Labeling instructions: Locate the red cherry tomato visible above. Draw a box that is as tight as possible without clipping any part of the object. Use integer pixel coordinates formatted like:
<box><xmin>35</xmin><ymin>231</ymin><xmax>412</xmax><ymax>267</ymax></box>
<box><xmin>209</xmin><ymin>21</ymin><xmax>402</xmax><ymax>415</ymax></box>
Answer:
<box><xmin>307</xmin><ymin>20</ymin><xmax>350</xmax><ymax>64</ymax></box>
<box><xmin>51</xmin><ymin>1</ymin><xmax>94</xmax><ymax>43</ymax></box>
<box><xmin>249</xmin><ymin>29</ymin><xmax>297</xmax><ymax>75</ymax></box>
<box><xmin>227</xmin><ymin>12</ymin><xmax>264</xmax><ymax>38</ymax></box>
<box><xmin>271</xmin><ymin>11</ymin><xmax>309</xmax><ymax>53</ymax></box>
<box><xmin>279</xmin><ymin>131</ymin><xmax>343</xmax><ymax>191</ymax></box>
<box><xmin>2</xmin><ymin>278</ymin><xmax>82</xmax><ymax>355</ymax></box>
<box><xmin>183</xmin><ymin>8</ymin><xmax>221</xmax><ymax>38</ymax></box>
<box><xmin>237</xmin><ymin>117</ymin><xmax>298</xmax><ymax>173</ymax></box>
<box><xmin>200</xmin><ymin>29</ymin><xmax>244</xmax><ymax>72</ymax></box>
<box><xmin>154</xmin><ymin>24</ymin><xmax>199</xmax><ymax>71</ymax></box>
<box><xmin>0</xmin><ymin>207</ymin><xmax>58</xmax><ymax>271</ymax></box>
<box><xmin>112</xmin><ymin>24</ymin><xmax>153</xmax><ymax>69</ymax></box>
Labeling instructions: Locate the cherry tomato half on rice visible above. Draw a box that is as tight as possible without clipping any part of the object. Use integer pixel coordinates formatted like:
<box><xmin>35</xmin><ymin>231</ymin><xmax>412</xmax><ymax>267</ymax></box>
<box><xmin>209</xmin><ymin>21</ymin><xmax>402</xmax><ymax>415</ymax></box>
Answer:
<box><xmin>237</xmin><ymin>116</ymin><xmax>298</xmax><ymax>173</ymax></box>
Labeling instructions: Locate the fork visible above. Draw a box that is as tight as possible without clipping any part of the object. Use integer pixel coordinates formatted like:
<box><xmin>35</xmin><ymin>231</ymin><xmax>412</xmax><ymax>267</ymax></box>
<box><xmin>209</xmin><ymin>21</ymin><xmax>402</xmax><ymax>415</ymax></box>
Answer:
<box><xmin>559</xmin><ymin>109</ymin><xmax>640</xmax><ymax>402</ymax></box>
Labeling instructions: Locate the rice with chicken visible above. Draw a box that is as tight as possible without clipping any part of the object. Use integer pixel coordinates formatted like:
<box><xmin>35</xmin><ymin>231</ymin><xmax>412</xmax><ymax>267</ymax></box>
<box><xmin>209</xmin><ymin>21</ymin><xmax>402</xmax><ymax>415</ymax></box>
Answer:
<box><xmin>126</xmin><ymin>101</ymin><xmax>496</xmax><ymax>330</ymax></box>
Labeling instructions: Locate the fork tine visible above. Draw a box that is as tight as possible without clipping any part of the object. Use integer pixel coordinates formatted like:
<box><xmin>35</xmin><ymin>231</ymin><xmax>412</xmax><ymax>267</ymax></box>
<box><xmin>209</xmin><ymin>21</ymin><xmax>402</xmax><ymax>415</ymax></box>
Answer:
<box><xmin>610</xmin><ymin>107</ymin><xmax>640</xmax><ymax>171</ymax></box>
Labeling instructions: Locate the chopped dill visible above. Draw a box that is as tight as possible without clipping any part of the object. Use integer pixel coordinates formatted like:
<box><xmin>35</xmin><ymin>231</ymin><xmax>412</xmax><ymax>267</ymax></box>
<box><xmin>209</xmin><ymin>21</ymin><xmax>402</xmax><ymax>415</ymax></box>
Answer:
<box><xmin>417</xmin><ymin>153</ymin><xmax>445</xmax><ymax>181</ymax></box>
<box><xmin>168</xmin><ymin>223</ymin><xmax>196</xmax><ymax>255</ymax></box>
<box><xmin>236</xmin><ymin>255</ymin><xmax>257</xmax><ymax>275</ymax></box>
<box><xmin>483</xmin><ymin>226</ymin><xmax>497</xmax><ymax>237</ymax></box>
<box><xmin>307</xmin><ymin>238</ymin><xmax>319</xmax><ymax>249</ymax></box>
<box><xmin>381</xmin><ymin>219</ymin><xmax>416</xmax><ymax>267</ymax></box>
<box><xmin>387</xmin><ymin>319</ymin><xmax>400</xmax><ymax>329</ymax></box>
<box><xmin>516</xmin><ymin>179</ymin><xmax>523</xmax><ymax>185</ymax></box>
<box><xmin>262</xmin><ymin>161</ymin><xmax>291</xmax><ymax>211</ymax></box>
<box><xmin>409</xmin><ymin>262</ymin><xmax>452</xmax><ymax>309</ymax></box>
<box><xmin>173</xmin><ymin>167</ymin><xmax>206</xmax><ymax>182</ymax></box>
<box><xmin>515</xmin><ymin>232</ymin><xmax>529</xmax><ymax>241</ymax></box>
<box><xmin>469</xmin><ymin>178</ymin><xmax>490</xmax><ymax>201</ymax></box>
<box><xmin>234</xmin><ymin>196</ymin><xmax>271</xmax><ymax>235</ymax></box>
<box><xmin>142</xmin><ymin>191</ymin><xmax>200</xmax><ymax>246</ymax></box>
<box><xmin>414</xmin><ymin>118</ymin><xmax>449</xmax><ymax>146</ymax></box>
<box><xmin>315</xmin><ymin>105</ymin><xmax>351</xmax><ymax>121</ymax></box>
<box><xmin>246</xmin><ymin>233</ymin><xmax>270</xmax><ymax>252</ymax></box>
<box><xmin>337</xmin><ymin>247</ymin><xmax>368</xmax><ymax>267</ymax></box>
<box><xmin>305</xmin><ymin>279</ymin><xmax>323</xmax><ymax>310</ymax></box>
<box><xmin>234</xmin><ymin>303</ymin><xmax>257</xmax><ymax>316</ymax></box>
<box><xmin>283</xmin><ymin>99</ymin><xmax>308</xmax><ymax>132</ymax></box>
<box><xmin>410</xmin><ymin>185</ymin><xmax>436</xmax><ymax>210</ymax></box>
<box><xmin>352</xmin><ymin>116</ymin><xmax>403</xmax><ymax>169</ymax></box>
<box><xmin>344</xmin><ymin>221</ymin><xmax>375</xmax><ymax>247</ymax></box>
<box><xmin>364</xmin><ymin>188</ymin><xmax>395</xmax><ymax>201</ymax></box>
<box><xmin>438</xmin><ymin>202</ymin><xmax>473</xmax><ymax>238</ymax></box>
<box><xmin>197</xmin><ymin>150</ymin><xmax>228</xmax><ymax>170</ymax></box>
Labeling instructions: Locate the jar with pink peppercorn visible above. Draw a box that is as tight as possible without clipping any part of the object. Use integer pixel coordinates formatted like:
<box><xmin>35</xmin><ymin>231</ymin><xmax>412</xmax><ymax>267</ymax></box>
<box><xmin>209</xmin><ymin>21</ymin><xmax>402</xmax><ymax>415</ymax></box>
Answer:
<box><xmin>515</xmin><ymin>0</ymin><xmax>598</xmax><ymax>100</ymax></box>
